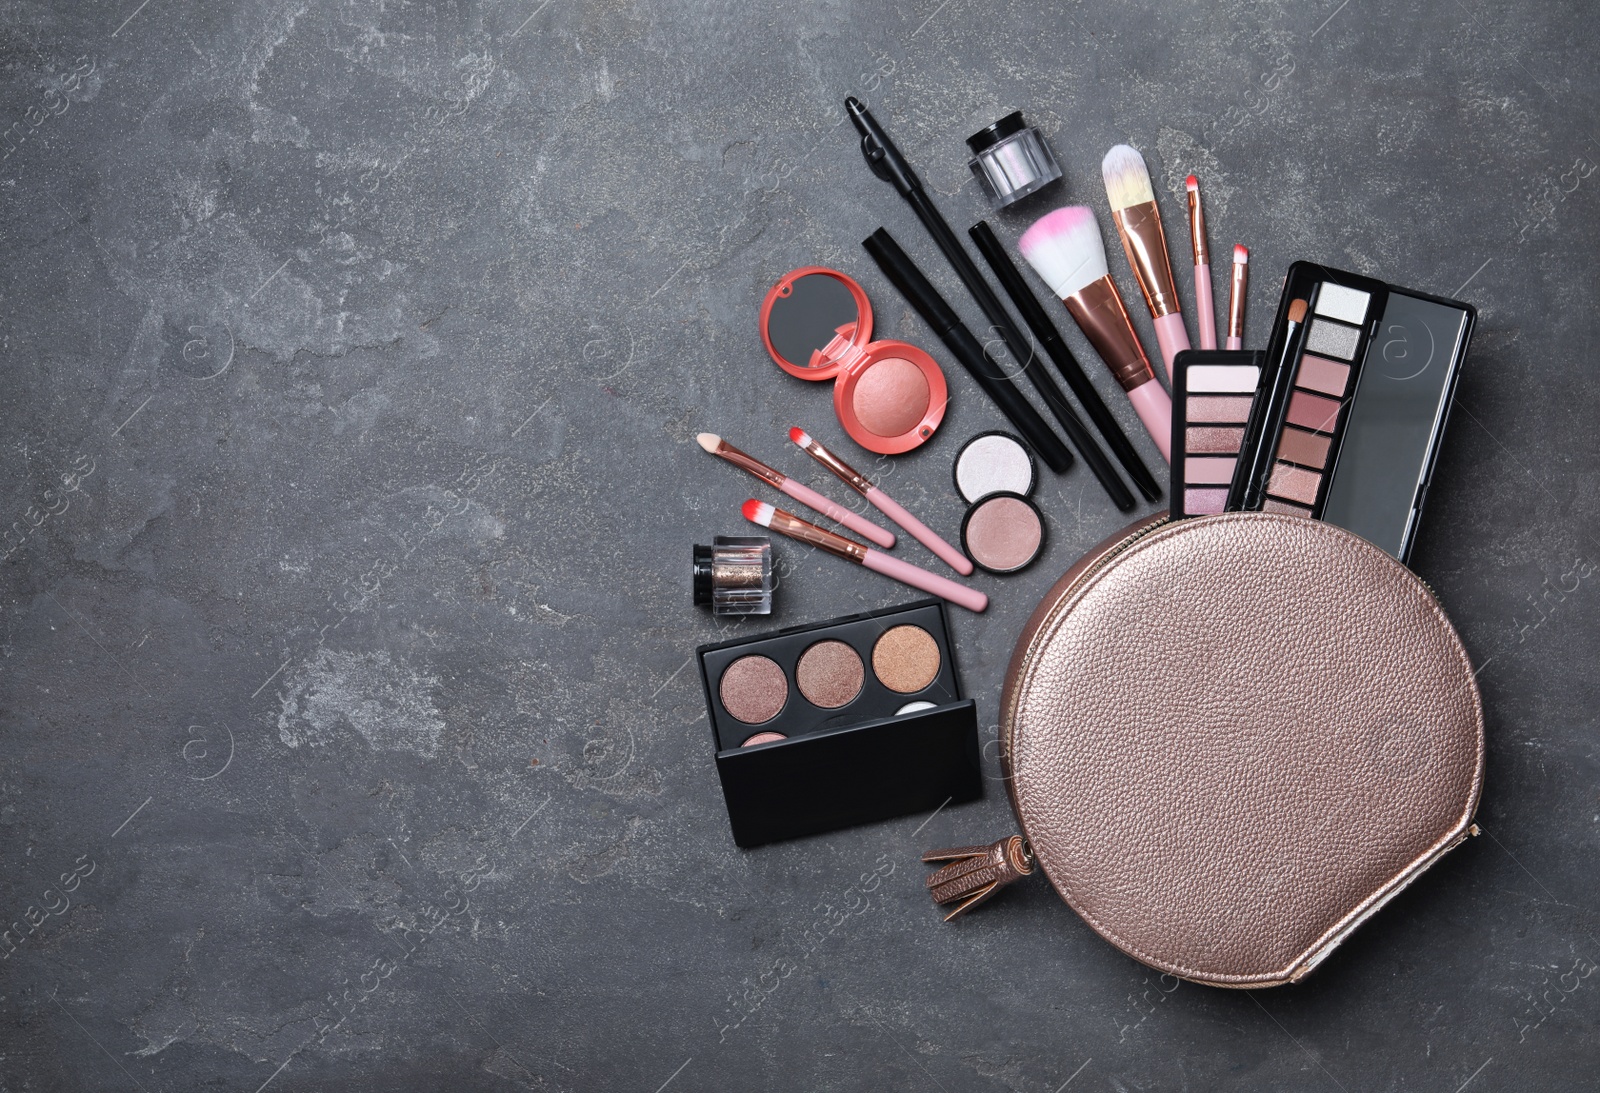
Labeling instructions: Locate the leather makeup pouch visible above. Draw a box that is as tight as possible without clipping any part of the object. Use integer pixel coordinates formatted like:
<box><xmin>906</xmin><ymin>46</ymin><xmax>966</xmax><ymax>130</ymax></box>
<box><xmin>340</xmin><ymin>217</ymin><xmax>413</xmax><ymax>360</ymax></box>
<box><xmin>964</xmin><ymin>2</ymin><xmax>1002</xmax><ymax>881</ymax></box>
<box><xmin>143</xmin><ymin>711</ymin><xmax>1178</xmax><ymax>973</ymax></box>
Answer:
<box><xmin>926</xmin><ymin>512</ymin><xmax>1484</xmax><ymax>988</ymax></box>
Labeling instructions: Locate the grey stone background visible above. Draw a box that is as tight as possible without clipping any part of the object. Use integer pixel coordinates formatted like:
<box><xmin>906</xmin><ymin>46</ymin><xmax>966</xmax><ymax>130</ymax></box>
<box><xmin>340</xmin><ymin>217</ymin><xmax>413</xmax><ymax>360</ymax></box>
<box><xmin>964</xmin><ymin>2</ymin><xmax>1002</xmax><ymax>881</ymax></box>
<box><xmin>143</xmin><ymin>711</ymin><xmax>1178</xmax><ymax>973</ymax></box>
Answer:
<box><xmin>1</xmin><ymin>0</ymin><xmax>1595</xmax><ymax>1089</ymax></box>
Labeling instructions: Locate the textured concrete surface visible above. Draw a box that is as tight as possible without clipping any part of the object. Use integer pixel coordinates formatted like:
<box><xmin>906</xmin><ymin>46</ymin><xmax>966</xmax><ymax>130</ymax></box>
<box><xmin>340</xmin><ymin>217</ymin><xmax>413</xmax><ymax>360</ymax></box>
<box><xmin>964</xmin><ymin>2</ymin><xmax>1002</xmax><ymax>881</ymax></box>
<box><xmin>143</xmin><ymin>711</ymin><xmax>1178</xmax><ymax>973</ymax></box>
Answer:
<box><xmin>1</xmin><ymin>1</ymin><xmax>1596</xmax><ymax>1089</ymax></box>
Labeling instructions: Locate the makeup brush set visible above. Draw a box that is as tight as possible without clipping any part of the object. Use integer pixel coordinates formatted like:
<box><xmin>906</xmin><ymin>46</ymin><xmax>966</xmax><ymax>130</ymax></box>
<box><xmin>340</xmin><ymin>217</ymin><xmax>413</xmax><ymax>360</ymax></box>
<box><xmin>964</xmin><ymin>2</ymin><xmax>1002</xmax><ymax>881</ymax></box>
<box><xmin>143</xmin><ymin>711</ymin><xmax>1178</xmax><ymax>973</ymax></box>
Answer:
<box><xmin>686</xmin><ymin>97</ymin><xmax>1485</xmax><ymax>990</ymax></box>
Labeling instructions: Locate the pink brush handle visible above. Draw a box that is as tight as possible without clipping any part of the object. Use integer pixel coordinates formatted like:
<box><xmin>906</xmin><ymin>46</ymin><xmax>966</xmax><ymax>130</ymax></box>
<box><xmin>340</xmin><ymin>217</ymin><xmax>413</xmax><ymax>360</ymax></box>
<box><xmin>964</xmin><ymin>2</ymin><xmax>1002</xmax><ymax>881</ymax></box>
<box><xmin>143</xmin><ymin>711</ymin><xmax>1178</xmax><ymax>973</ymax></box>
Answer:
<box><xmin>1152</xmin><ymin>312</ymin><xmax>1190</xmax><ymax>386</ymax></box>
<box><xmin>1194</xmin><ymin>263</ymin><xmax>1216</xmax><ymax>351</ymax></box>
<box><xmin>780</xmin><ymin>479</ymin><xmax>895</xmax><ymax>548</ymax></box>
<box><xmin>1225</xmin><ymin>335</ymin><xmax>1242</xmax><ymax>351</ymax></box>
<box><xmin>862</xmin><ymin>548</ymin><xmax>987</xmax><ymax>613</ymax></box>
<box><xmin>1126</xmin><ymin>378</ymin><xmax>1172</xmax><ymax>463</ymax></box>
<box><xmin>865</xmin><ymin>486</ymin><xmax>973</xmax><ymax>576</ymax></box>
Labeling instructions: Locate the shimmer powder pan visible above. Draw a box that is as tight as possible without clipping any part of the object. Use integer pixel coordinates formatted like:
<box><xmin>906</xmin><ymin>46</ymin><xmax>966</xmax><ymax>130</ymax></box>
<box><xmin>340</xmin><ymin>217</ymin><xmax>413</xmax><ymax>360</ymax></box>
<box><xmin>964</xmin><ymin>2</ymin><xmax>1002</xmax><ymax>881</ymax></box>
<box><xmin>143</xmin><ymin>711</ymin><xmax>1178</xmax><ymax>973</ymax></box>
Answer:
<box><xmin>961</xmin><ymin>493</ymin><xmax>1046</xmax><ymax>574</ymax></box>
<box><xmin>761</xmin><ymin>266</ymin><xmax>948</xmax><ymax>455</ymax></box>
<box><xmin>953</xmin><ymin>431</ymin><xmax>1037</xmax><ymax>503</ymax></box>
<box><xmin>697</xmin><ymin>599</ymin><xmax>980</xmax><ymax>846</ymax></box>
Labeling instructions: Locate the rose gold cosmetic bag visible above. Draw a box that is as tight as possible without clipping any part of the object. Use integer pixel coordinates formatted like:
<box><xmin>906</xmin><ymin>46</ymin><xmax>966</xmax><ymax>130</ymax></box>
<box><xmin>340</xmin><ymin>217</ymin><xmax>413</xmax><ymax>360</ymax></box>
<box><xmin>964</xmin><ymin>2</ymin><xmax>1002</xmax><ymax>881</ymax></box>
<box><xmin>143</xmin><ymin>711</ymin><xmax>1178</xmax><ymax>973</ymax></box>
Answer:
<box><xmin>925</xmin><ymin>513</ymin><xmax>1484</xmax><ymax>988</ymax></box>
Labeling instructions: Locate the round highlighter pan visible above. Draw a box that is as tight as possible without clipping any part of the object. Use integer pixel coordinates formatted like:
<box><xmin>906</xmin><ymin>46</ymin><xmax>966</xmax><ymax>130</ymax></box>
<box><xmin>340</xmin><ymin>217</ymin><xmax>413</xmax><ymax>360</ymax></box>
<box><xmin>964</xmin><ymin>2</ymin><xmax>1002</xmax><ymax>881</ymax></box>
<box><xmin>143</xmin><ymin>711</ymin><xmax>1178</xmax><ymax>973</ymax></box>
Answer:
<box><xmin>719</xmin><ymin>654</ymin><xmax>788</xmax><ymax>724</ymax></box>
<box><xmin>872</xmin><ymin>625</ymin><xmax>942</xmax><ymax>694</ymax></box>
<box><xmin>953</xmin><ymin>431</ymin><xmax>1036</xmax><ymax>503</ymax></box>
<box><xmin>760</xmin><ymin>266</ymin><xmax>948</xmax><ymax>455</ymax></box>
<box><xmin>962</xmin><ymin>492</ymin><xmax>1047</xmax><ymax>575</ymax></box>
<box><xmin>795</xmin><ymin>639</ymin><xmax>864</xmax><ymax>709</ymax></box>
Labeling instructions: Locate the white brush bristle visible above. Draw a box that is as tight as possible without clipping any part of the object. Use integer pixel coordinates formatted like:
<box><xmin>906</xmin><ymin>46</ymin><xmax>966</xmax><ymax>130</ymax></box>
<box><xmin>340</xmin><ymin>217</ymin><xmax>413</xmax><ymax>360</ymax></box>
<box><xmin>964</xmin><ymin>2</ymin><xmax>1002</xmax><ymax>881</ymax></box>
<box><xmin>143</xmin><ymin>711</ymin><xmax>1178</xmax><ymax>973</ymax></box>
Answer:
<box><xmin>789</xmin><ymin>427</ymin><xmax>812</xmax><ymax>447</ymax></box>
<box><xmin>1101</xmin><ymin>144</ymin><xmax>1154</xmax><ymax>210</ymax></box>
<box><xmin>1233</xmin><ymin>244</ymin><xmax>1249</xmax><ymax>265</ymax></box>
<box><xmin>1018</xmin><ymin>206</ymin><xmax>1110</xmax><ymax>300</ymax></box>
<box><xmin>696</xmin><ymin>432</ymin><xmax>721</xmax><ymax>452</ymax></box>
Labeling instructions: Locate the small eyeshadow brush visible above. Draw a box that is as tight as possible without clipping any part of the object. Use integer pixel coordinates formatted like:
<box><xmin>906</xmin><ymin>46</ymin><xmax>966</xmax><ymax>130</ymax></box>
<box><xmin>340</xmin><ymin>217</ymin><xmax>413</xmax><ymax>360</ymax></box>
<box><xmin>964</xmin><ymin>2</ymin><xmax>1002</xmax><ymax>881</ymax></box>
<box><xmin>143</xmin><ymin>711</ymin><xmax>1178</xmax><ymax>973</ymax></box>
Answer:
<box><xmin>1231</xmin><ymin>298</ymin><xmax>1308</xmax><ymax>510</ymax></box>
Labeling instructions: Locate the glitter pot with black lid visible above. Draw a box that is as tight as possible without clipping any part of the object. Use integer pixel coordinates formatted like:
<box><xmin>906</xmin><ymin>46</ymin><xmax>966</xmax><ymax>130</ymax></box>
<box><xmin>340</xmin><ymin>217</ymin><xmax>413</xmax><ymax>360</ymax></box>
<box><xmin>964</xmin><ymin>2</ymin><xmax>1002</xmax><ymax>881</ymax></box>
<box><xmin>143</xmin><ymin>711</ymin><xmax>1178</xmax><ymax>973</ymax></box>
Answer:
<box><xmin>692</xmin><ymin>535</ymin><xmax>774</xmax><ymax>616</ymax></box>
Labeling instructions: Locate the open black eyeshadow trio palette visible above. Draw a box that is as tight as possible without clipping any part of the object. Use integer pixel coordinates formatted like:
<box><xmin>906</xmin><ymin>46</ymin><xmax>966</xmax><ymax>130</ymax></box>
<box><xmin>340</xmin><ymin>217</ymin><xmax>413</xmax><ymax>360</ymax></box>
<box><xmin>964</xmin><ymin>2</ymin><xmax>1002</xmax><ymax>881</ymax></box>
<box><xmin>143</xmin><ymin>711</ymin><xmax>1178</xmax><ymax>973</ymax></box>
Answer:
<box><xmin>696</xmin><ymin>600</ymin><xmax>981</xmax><ymax>847</ymax></box>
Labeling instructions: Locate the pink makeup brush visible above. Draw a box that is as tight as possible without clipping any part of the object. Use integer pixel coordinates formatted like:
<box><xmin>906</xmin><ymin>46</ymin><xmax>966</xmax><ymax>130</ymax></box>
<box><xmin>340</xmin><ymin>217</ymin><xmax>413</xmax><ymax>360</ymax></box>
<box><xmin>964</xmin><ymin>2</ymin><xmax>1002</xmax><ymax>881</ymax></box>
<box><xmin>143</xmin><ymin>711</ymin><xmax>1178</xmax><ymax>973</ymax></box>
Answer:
<box><xmin>698</xmin><ymin>433</ymin><xmax>895</xmax><ymax>548</ymax></box>
<box><xmin>742</xmin><ymin>500</ymin><xmax>987</xmax><ymax>614</ymax></box>
<box><xmin>1102</xmin><ymin>145</ymin><xmax>1189</xmax><ymax>383</ymax></box>
<box><xmin>788</xmin><ymin>428</ymin><xmax>973</xmax><ymax>576</ymax></box>
<box><xmin>1186</xmin><ymin>175</ymin><xmax>1217</xmax><ymax>351</ymax></box>
<box><xmin>1227</xmin><ymin>245</ymin><xmax>1249</xmax><ymax>350</ymax></box>
<box><xmin>1017</xmin><ymin>206</ymin><xmax>1172</xmax><ymax>463</ymax></box>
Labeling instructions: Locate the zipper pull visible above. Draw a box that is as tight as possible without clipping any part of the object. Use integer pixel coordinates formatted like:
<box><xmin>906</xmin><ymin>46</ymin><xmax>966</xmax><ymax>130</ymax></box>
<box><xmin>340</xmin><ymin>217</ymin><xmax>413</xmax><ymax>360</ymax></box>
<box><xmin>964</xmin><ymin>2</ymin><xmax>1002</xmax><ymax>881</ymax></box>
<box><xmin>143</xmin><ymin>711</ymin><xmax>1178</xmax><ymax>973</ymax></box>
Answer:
<box><xmin>922</xmin><ymin>835</ymin><xmax>1034</xmax><ymax>921</ymax></box>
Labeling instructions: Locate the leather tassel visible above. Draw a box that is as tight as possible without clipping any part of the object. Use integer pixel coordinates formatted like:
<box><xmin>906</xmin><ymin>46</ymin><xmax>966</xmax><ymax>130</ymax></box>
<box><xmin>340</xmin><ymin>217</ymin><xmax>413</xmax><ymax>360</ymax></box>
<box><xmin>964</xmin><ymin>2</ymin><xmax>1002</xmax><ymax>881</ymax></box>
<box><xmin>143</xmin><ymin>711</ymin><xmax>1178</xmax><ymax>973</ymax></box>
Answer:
<box><xmin>922</xmin><ymin>835</ymin><xmax>1034</xmax><ymax>921</ymax></box>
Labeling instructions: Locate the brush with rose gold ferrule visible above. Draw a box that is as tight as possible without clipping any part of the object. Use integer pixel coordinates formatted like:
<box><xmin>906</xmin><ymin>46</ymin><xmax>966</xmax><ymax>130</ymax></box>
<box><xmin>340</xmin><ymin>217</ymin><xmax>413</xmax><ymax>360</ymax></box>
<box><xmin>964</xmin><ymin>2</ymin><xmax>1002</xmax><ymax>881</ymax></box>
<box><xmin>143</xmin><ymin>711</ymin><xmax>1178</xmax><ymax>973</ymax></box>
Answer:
<box><xmin>1017</xmin><ymin>206</ymin><xmax>1172</xmax><ymax>463</ymax></box>
<box><xmin>697</xmin><ymin>433</ymin><xmax>895</xmax><ymax>548</ymax></box>
<box><xmin>1186</xmin><ymin>175</ymin><xmax>1217</xmax><ymax>350</ymax></box>
<box><xmin>743</xmin><ymin>500</ymin><xmax>988</xmax><ymax>614</ymax></box>
<box><xmin>1228</xmin><ymin>245</ymin><xmax>1249</xmax><ymax>350</ymax></box>
<box><xmin>789</xmin><ymin>427</ymin><xmax>973</xmax><ymax>575</ymax></box>
<box><xmin>1102</xmin><ymin>145</ymin><xmax>1190</xmax><ymax>382</ymax></box>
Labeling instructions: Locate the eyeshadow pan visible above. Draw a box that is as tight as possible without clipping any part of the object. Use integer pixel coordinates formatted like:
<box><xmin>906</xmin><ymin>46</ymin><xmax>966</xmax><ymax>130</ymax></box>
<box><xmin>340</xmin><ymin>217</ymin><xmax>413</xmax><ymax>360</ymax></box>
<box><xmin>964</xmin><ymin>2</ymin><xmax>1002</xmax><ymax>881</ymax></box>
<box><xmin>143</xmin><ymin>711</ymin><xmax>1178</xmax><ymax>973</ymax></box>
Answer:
<box><xmin>1188</xmin><ymin>395</ymin><xmax>1255</xmax><ymax>423</ymax></box>
<box><xmin>1296</xmin><ymin>354</ymin><xmax>1351</xmax><ymax>397</ymax></box>
<box><xmin>1186</xmin><ymin>456</ymin><xmax>1236</xmax><ymax>484</ymax></box>
<box><xmin>1185</xmin><ymin>487</ymin><xmax>1228</xmax><ymax>515</ymax></box>
<box><xmin>1263</xmin><ymin>497</ymin><xmax>1313</xmax><ymax>517</ymax></box>
<box><xmin>1187</xmin><ymin>364</ymin><xmax>1260</xmax><ymax>392</ymax></box>
<box><xmin>795</xmin><ymin>639</ymin><xmax>864</xmax><ymax>709</ymax></box>
<box><xmin>853</xmin><ymin>357</ymin><xmax>930</xmax><ymax>437</ymax></box>
<box><xmin>720</xmin><ymin>655</ymin><xmax>788</xmax><ymax>724</ymax></box>
<box><xmin>1314</xmin><ymin>283</ymin><xmax>1370</xmax><ymax>325</ymax></box>
<box><xmin>1305</xmin><ymin>318</ymin><xmax>1362</xmax><ymax>361</ymax></box>
<box><xmin>1286</xmin><ymin>389</ymin><xmax>1342</xmax><ymax>433</ymax></box>
<box><xmin>873</xmin><ymin>625</ymin><xmax>942</xmax><ymax>693</ymax></box>
<box><xmin>1267</xmin><ymin>462</ymin><xmax>1321</xmax><ymax>506</ymax></box>
<box><xmin>741</xmin><ymin>731</ymin><xmax>787</xmax><ymax>746</ymax></box>
<box><xmin>962</xmin><ymin>494</ymin><xmax>1045</xmax><ymax>573</ymax></box>
<box><xmin>1276</xmin><ymin>426</ymin><xmax>1332</xmax><ymax>469</ymax></box>
<box><xmin>1186</xmin><ymin>426</ymin><xmax>1245</xmax><ymax>454</ymax></box>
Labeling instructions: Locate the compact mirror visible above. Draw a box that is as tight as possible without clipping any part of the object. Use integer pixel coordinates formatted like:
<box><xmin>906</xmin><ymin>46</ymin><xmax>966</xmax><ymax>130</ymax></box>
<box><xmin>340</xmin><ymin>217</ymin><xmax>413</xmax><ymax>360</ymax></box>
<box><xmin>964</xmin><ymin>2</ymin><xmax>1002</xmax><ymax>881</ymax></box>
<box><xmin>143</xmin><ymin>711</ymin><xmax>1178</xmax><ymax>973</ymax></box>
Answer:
<box><xmin>761</xmin><ymin>268</ymin><xmax>873</xmax><ymax>378</ymax></box>
<box><xmin>765</xmin><ymin>273</ymin><xmax>864</xmax><ymax>372</ymax></box>
<box><xmin>759</xmin><ymin>264</ymin><xmax>947</xmax><ymax>455</ymax></box>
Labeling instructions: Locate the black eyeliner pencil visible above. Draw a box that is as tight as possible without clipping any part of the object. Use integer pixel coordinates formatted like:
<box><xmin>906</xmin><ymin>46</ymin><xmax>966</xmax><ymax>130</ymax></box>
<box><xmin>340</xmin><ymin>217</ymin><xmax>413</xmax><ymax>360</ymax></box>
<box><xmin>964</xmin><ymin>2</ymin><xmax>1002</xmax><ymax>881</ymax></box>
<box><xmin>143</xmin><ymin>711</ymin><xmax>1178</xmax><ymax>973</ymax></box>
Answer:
<box><xmin>846</xmin><ymin>97</ymin><xmax>1133</xmax><ymax>508</ymax></box>
<box><xmin>863</xmin><ymin>228</ymin><xmax>1082</xmax><ymax>483</ymax></box>
<box><xmin>969</xmin><ymin>220</ymin><xmax>1162</xmax><ymax>503</ymax></box>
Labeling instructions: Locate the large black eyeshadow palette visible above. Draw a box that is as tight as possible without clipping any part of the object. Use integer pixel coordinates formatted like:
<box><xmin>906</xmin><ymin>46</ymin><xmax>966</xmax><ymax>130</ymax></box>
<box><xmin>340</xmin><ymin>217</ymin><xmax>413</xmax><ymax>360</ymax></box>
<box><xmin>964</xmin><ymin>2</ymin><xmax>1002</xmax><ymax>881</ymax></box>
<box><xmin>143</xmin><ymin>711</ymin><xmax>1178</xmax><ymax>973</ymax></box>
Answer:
<box><xmin>696</xmin><ymin>599</ymin><xmax>981</xmax><ymax>847</ymax></box>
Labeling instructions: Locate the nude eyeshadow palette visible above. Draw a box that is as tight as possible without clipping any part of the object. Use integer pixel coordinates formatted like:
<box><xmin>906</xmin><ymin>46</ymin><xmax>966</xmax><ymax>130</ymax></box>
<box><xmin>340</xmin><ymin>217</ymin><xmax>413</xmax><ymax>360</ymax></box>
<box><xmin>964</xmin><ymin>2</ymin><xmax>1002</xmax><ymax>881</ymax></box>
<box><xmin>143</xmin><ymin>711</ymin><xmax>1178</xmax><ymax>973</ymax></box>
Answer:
<box><xmin>1170</xmin><ymin>350</ymin><xmax>1265</xmax><ymax>519</ymax></box>
<box><xmin>1228</xmin><ymin>263</ymin><xmax>1475</xmax><ymax>562</ymax></box>
<box><xmin>697</xmin><ymin>599</ymin><xmax>980</xmax><ymax>846</ymax></box>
